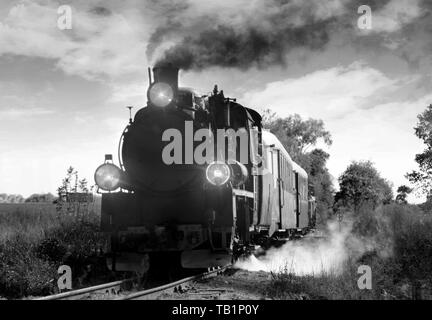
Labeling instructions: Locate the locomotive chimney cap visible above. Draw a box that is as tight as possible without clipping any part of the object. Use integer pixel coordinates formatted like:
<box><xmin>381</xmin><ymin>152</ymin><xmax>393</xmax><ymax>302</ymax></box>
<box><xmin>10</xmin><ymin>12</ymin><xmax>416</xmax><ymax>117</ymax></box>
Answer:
<box><xmin>152</xmin><ymin>63</ymin><xmax>179</xmax><ymax>90</ymax></box>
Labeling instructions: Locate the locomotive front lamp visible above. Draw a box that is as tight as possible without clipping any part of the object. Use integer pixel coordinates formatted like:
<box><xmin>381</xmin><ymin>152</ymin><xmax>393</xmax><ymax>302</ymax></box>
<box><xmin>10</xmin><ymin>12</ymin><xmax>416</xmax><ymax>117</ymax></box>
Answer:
<box><xmin>229</xmin><ymin>161</ymin><xmax>249</xmax><ymax>187</ymax></box>
<box><xmin>94</xmin><ymin>163</ymin><xmax>122</xmax><ymax>191</ymax></box>
<box><xmin>148</xmin><ymin>82</ymin><xmax>174</xmax><ymax>107</ymax></box>
<box><xmin>206</xmin><ymin>161</ymin><xmax>231</xmax><ymax>186</ymax></box>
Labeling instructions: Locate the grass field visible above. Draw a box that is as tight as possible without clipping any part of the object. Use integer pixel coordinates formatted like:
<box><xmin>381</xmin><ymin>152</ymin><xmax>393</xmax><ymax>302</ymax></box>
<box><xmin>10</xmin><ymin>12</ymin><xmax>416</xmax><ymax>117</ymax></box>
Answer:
<box><xmin>0</xmin><ymin>200</ymin><xmax>101</xmax><ymax>244</ymax></box>
<box><xmin>0</xmin><ymin>199</ymin><xmax>106</xmax><ymax>298</ymax></box>
<box><xmin>0</xmin><ymin>203</ymin><xmax>58</xmax><ymax>244</ymax></box>
<box><xmin>1</xmin><ymin>200</ymin><xmax>431</xmax><ymax>299</ymax></box>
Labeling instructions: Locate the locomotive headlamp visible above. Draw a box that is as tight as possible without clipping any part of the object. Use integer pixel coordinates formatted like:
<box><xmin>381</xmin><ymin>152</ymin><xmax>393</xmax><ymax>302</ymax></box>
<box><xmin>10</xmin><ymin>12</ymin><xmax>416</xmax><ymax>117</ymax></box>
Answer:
<box><xmin>229</xmin><ymin>161</ymin><xmax>249</xmax><ymax>187</ymax></box>
<box><xmin>148</xmin><ymin>82</ymin><xmax>174</xmax><ymax>107</ymax></box>
<box><xmin>206</xmin><ymin>161</ymin><xmax>231</xmax><ymax>186</ymax></box>
<box><xmin>94</xmin><ymin>163</ymin><xmax>122</xmax><ymax>191</ymax></box>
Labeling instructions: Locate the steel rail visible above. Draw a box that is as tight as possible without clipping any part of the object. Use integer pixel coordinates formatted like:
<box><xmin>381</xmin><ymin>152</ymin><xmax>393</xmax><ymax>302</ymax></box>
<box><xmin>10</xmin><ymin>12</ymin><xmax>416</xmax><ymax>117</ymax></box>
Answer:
<box><xmin>119</xmin><ymin>265</ymin><xmax>232</xmax><ymax>300</ymax></box>
<box><xmin>34</xmin><ymin>278</ymin><xmax>135</xmax><ymax>300</ymax></box>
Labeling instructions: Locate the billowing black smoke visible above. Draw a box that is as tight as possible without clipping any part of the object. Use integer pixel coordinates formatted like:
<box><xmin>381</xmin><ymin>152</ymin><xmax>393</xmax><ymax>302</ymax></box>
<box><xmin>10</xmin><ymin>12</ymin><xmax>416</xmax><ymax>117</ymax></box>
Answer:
<box><xmin>154</xmin><ymin>22</ymin><xmax>335</xmax><ymax>70</ymax></box>
<box><xmin>146</xmin><ymin>0</ymin><xmax>350</xmax><ymax>70</ymax></box>
<box><xmin>146</xmin><ymin>0</ymin><xmax>401</xmax><ymax>70</ymax></box>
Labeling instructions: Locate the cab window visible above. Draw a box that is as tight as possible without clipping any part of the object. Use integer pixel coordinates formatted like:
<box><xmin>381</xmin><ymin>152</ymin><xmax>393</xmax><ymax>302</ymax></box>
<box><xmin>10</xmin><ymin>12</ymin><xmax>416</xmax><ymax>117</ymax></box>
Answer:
<box><xmin>177</xmin><ymin>91</ymin><xmax>193</xmax><ymax>109</ymax></box>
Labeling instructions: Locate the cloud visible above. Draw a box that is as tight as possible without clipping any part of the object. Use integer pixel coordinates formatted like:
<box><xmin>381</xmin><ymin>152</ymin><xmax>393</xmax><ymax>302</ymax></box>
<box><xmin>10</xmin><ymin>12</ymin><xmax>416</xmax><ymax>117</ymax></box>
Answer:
<box><xmin>371</xmin><ymin>0</ymin><xmax>423</xmax><ymax>33</ymax></box>
<box><xmin>326</xmin><ymin>94</ymin><xmax>432</xmax><ymax>203</ymax></box>
<box><xmin>1</xmin><ymin>0</ymin><xmax>430</xmax><ymax>78</ymax></box>
<box><xmin>241</xmin><ymin>62</ymin><xmax>430</xmax><ymax>202</ymax></box>
<box><xmin>0</xmin><ymin>0</ymin><xmax>151</xmax><ymax>80</ymax></box>
<box><xmin>242</xmin><ymin>62</ymin><xmax>401</xmax><ymax>119</ymax></box>
<box><xmin>0</xmin><ymin>107</ymin><xmax>53</xmax><ymax>118</ymax></box>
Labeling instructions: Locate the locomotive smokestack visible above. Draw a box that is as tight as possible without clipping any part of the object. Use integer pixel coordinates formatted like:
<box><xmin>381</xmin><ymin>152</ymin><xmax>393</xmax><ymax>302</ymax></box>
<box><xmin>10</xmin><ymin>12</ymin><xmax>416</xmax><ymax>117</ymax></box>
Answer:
<box><xmin>152</xmin><ymin>63</ymin><xmax>179</xmax><ymax>92</ymax></box>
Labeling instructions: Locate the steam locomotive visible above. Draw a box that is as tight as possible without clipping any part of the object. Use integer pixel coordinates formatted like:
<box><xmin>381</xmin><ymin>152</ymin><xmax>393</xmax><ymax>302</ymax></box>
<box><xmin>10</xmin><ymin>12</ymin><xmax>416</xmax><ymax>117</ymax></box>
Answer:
<box><xmin>94</xmin><ymin>65</ymin><xmax>316</xmax><ymax>274</ymax></box>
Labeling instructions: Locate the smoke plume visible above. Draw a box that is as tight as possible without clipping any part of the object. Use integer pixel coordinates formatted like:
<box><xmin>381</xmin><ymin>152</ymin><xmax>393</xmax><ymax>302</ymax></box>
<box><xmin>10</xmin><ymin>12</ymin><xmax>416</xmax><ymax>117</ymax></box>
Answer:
<box><xmin>147</xmin><ymin>0</ymin><xmax>353</xmax><ymax>70</ymax></box>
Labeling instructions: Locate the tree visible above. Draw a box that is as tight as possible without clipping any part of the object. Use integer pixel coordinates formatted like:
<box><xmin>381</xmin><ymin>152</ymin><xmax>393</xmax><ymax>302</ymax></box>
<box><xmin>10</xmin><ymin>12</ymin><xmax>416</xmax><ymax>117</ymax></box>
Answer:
<box><xmin>307</xmin><ymin>149</ymin><xmax>334</xmax><ymax>223</ymax></box>
<box><xmin>395</xmin><ymin>185</ymin><xmax>412</xmax><ymax>204</ymax></box>
<box><xmin>56</xmin><ymin>166</ymin><xmax>94</xmax><ymax>218</ymax></box>
<box><xmin>0</xmin><ymin>194</ymin><xmax>25</xmax><ymax>203</ymax></box>
<box><xmin>335</xmin><ymin>161</ymin><xmax>393</xmax><ymax>211</ymax></box>
<box><xmin>25</xmin><ymin>193</ymin><xmax>55</xmax><ymax>203</ymax></box>
<box><xmin>262</xmin><ymin>110</ymin><xmax>332</xmax><ymax>164</ymax></box>
<box><xmin>57</xmin><ymin>166</ymin><xmax>91</xmax><ymax>201</ymax></box>
<box><xmin>406</xmin><ymin>104</ymin><xmax>432</xmax><ymax>197</ymax></box>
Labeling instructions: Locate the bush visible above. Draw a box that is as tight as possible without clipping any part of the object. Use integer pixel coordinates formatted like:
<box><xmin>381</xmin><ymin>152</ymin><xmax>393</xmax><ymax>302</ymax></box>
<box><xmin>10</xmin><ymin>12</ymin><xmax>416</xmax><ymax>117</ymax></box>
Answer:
<box><xmin>35</xmin><ymin>216</ymin><xmax>108</xmax><ymax>286</ymax></box>
<box><xmin>0</xmin><ymin>205</ymin><xmax>109</xmax><ymax>298</ymax></box>
<box><xmin>36</xmin><ymin>238</ymin><xmax>67</xmax><ymax>263</ymax></box>
<box><xmin>0</xmin><ymin>235</ymin><xmax>57</xmax><ymax>298</ymax></box>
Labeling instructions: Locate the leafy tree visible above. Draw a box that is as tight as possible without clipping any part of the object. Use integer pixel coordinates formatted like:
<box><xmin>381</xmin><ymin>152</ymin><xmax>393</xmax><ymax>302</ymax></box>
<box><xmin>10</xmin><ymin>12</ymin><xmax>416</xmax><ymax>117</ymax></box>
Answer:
<box><xmin>57</xmin><ymin>167</ymin><xmax>91</xmax><ymax>201</ymax></box>
<box><xmin>262</xmin><ymin>110</ymin><xmax>332</xmax><ymax>163</ymax></box>
<box><xmin>307</xmin><ymin>149</ymin><xmax>334</xmax><ymax>223</ymax></box>
<box><xmin>335</xmin><ymin>161</ymin><xmax>393</xmax><ymax>211</ymax></box>
<box><xmin>78</xmin><ymin>178</ymin><xmax>89</xmax><ymax>193</ymax></box>
<box><xmin>395</xmin><ymin>185</ymin><xmax>412</xmax><ymax>204</ymax></box>
<box><xmin>0</xmin><ymin>194</ymin><xmax>25</xmax><ymax>203</ymax></box>
<box><xmin>406</xmin><ymin>104</ymin><xmax>432</xmax><ymax>197</ymax></box>
<box><xmin>25</xmin><ymin>193</ymin><xmax>55</xmax><ymax>203</ymax></box>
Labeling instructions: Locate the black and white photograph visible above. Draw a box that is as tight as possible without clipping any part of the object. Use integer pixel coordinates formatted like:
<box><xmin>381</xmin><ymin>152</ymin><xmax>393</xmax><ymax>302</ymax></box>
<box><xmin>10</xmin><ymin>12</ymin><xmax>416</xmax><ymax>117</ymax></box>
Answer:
<box><xmin>1</xmin><ymin>0</ymin><xmax>432</xmax><ymax>309</ymax></box>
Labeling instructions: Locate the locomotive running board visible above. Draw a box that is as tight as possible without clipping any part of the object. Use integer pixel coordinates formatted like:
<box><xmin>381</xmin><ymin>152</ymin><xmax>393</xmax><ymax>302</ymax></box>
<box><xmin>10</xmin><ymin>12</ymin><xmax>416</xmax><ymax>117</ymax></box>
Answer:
<box><xmin>181</xmin><ymin>250</ymin><xmax>231</xmax><ymax>269</ymax></box>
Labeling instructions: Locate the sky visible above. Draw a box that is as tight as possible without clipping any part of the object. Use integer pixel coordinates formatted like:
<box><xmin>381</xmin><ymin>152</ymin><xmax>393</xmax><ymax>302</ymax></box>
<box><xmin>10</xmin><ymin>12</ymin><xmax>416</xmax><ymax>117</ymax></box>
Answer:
<box><xmin>0</xmin><ymin>0</ymin><xmax>431</xmax><ymax>203</ymax></box>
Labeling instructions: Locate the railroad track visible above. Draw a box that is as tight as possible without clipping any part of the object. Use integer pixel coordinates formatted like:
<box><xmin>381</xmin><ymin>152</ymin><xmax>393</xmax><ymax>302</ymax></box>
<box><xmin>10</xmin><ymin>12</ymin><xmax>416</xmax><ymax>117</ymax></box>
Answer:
<box><xmin>34</xmin><ymin>264</ymin><xmax>231</xmax><ymax>300</ymax></box>
<box><xmin>34</xmin><ymin>278</ymin><xmax>136</xmax><ymax>300</ymax></box>
<box><xmin>119</xmin><ymin>264</ymin><xmax>232</xmax><ymax>300</ymax></box>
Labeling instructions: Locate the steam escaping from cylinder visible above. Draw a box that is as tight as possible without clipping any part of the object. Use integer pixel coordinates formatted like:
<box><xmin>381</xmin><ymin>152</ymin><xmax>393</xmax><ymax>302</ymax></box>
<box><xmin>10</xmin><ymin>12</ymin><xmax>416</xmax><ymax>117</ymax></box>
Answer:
<box><xmin>235</xmin><ymin>220</ymin><xmax>357</xmax><ymax>275</ymax></box>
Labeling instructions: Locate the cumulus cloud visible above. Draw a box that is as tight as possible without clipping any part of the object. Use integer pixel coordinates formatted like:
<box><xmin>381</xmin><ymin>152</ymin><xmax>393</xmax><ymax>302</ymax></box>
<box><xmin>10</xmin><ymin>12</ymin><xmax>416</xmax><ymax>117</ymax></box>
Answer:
<box><xmin>242</xmin><ymin>62</ymin><xmax>401</xmax><ymax>119</ymax></box>
<box><xmin>326</xmin><ymin>94</ymin><xmax>431</xmax><ymax>203</ymax></box>
<box><xmin>0</xmin><ymin>0</ymin><xmax>151</xmax><ymax>80</ymax></box>
<box><xmin>242</xmin><ymin>62</ymin><xmax>430</xmax><ymax>202</ymax></box>
<box><xmin>371</xmin><ymin>0</ymin><xmax>423</xmax><ymax>33</ymax></box>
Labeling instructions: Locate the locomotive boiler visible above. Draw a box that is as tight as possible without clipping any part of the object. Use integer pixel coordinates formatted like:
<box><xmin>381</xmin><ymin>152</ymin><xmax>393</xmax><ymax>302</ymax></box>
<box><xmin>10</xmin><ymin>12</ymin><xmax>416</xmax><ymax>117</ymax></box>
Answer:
<box><xmin>94</xmin><ymin>65</ymin><xmax>316</xmax><ymax>274</ymax></box>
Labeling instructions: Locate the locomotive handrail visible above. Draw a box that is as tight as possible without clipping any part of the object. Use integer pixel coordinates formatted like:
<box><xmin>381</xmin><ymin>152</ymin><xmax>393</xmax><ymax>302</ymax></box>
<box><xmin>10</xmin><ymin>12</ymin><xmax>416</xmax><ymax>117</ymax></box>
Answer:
<box><xmin>232</xmin><ymin>189</ymin><xmax>254</xmax><ymax>198</ymax></box>
<box><xmin>118</xmin><ymin>124</ymin><xmax>129</xmax><ymax>171</ymax></box>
